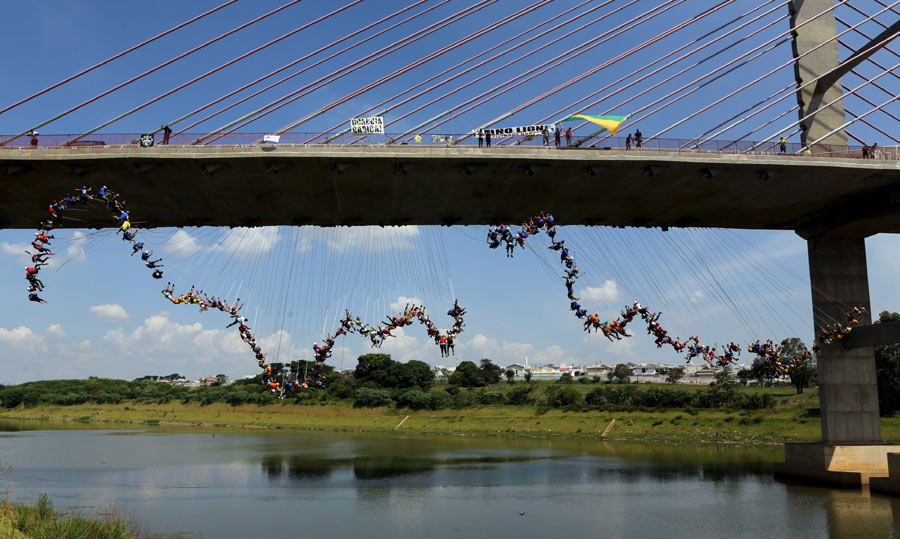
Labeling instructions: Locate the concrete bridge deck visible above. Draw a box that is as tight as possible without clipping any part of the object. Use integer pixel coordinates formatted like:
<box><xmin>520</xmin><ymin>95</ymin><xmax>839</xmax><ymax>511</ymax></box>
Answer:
<box><xmin>1</xmin><ymin>145</ymin><xmax>898</xmax><ymax>237</ymax></box>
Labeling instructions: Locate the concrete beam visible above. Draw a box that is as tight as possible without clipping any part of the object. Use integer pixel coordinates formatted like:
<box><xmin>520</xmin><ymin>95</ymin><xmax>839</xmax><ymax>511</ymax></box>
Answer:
<box><xmin>790</xmin><ymin>0</ymin><xmax>848</xmax><ymax>150</ymax></box>
<box><xmin>843</xmin><ymin>320</ymin><xmax>900</xmax><ymax>349</ymax></box>
<box><xmin>2</xmin><ymin>146</ymin><xmax>900</xmax><ymax>237</ymax></box>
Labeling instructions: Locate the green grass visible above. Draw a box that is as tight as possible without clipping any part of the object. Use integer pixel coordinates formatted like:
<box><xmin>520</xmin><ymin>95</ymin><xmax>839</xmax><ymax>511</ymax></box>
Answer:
<box><xmin>0</xmin><ymin>494</ymin><xmax>137</xmax><ymax>539</ymax></box>
<box><xmin>5</xmin><ymin>383</ymin><xmax>898</xmax><ymax>445</ymax></box>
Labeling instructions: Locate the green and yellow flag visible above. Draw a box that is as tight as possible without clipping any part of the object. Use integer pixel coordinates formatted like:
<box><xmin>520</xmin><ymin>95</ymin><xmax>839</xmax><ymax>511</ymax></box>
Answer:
<box><xmin>562</xmin><ymin>114</ymin><xmax>631</xmax><ymax>135</ymax></box>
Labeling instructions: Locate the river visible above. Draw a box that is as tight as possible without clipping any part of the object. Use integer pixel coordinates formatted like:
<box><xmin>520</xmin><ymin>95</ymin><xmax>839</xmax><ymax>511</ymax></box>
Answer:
<box><xmin>1</xmin><ymin>419</ymin><xmax>899</xmax><ymax>538</ymax></box>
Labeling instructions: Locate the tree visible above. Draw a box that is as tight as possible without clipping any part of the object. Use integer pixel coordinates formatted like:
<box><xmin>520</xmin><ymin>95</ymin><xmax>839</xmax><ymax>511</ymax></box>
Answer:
<box><xmin>875</xmin><ymin>311</ymin><xmax>900</xmax><ymax>416</ymax></box>
<box><xmin>557</xmin><ymin>372</ymin><xmax>573</xmax><ymax>384</ymax></box>
<box><xmin>355</xmin><ymin>354</ymin><xmax>395</xmax><ymax>386</ymax></box>
<box><xmin>750</xmin><ymin>357</ymin><xmax>774</xmax><ymax>387</ymax></box>
<box><xmin>790</xmin><ymin>361</ymin><xmax>816</xmax><ymax>394</ymax></box>
<box><xmin>665</xmin><ymin>367</ymin><xmax>684</xmax><ymax>384</ymax></box>
<box><xmin>607</xmin><ymin>364</ymin><xmax>632</xmax><ymax>384</ymax></box>
<box><xmin>386</xmin><ymin>360</ymin><xmax>435</xmax><ymax>389</ymax></box>
<box><xmin>778</xmin><ymin>337</ymin><xmax>813</xmax><ymax>394</ymax></box>
<box><xmin>449</xmin><ymin>361</ymin><xmax>483</xmax><ymax>387</ymax></box>
<box><xmin>505</xmin><ymin>369</ymin><xmax>515</xmax><ymax>382</ymax></box>
<box><xmin>479</xmin><ymin>359</ymin><xmax>503</xmax><ymax>385</ymax></box>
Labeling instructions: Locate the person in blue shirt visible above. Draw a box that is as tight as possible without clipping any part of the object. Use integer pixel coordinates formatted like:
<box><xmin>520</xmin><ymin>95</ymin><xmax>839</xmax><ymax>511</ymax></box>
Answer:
<box><xmin>131</xmin><ymin>241</ymin><xmax>144</xmax><ymax>255</ymax></box>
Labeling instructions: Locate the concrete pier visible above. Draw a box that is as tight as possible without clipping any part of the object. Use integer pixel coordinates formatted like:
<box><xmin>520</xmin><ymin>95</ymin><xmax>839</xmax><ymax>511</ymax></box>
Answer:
<box><xmin>789</xmin><ymin>0</ymin><xmax>848</xmax><ymax>149</ymax></box>
<box><xmin>774</xmin><ymin>234</ymin><xmax>896</xmax><ymax>486</ymax></box>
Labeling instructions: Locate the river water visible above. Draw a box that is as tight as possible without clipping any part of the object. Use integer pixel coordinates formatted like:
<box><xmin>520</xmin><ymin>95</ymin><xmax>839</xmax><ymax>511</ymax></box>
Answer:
<box><xmin>1</xmin><ymin>419</ymin><xmax>899</xmax><ymax>538</ymax></box>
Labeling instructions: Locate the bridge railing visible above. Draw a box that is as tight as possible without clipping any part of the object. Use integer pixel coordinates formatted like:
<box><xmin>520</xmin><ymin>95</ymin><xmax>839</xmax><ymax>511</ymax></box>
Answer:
<box><xmin>0</xmin><ymin>131</ymin><xmax>881</xmax><ymax>159</ymax></box>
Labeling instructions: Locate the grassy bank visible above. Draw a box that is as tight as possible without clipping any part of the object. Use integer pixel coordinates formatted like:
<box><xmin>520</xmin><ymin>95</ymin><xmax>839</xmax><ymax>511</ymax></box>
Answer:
<box><xmin>0</xmin><ymin>494</ymin><xmax>137</xmax><ymax>539</ymax></box>
<box><xmin>5</xmin><ymin>386</ymin><xmax>900</xmax><ymax>444</ymax></box>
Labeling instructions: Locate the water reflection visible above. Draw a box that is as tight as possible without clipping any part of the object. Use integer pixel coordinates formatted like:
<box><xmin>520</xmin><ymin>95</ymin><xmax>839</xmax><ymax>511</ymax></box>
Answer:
<box><xmin>4</xmin><ymin>419</ymin><xmax>900</xmax><ymax>538</ymax></box>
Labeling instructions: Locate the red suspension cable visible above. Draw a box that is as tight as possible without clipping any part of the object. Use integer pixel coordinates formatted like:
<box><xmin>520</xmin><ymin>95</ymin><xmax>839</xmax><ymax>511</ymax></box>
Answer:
<box><xmin>0</xmin><ymin>0</ymin><xmax>306</xmax><ymax>147</ymax></box>
<box><xmin>0</xmin><ymin>0</ymin><xmax>238</xmax><ymax>117</ymax></box>
<box><xmin>66</xmin><ymin>0</ymin><xmax>365</xmax><ymax>145</ymax></box>
<box><xmin>170</xmin><ymin>0</ymin><xmax>434</xmax><ymax>137</ymax></box>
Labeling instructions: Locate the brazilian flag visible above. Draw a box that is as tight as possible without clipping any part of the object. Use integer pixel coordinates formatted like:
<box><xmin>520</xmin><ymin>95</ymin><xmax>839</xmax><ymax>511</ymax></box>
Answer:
<box><xmin>562</xmin><ymin>114</ymin><xmax>631</xmax><ymax>136</ymax></box>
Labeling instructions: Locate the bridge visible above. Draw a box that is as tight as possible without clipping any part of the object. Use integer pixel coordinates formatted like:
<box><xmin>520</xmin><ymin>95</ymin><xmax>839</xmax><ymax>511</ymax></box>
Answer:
<box><xmin>3</xmin><ymin>0</ymin><xmax>900</xmax><ymax>489</ymax></box>
<box><xmin>2</xmin><ymin>145</ymin><xmax>900</xmax><ymax>238</ymax></box>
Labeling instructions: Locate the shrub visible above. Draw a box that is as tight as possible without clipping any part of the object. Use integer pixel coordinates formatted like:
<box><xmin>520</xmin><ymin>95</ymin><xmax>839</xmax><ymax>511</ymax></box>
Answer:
<box><xmin>427</xmin><ymin>391</ymin><xmax>451</xmax><ymax>410</ymax></box>
<box><xmin>557</xmin><ymin>373</ymin><xmax>574</xmax><ymax>384</ymax></box>
<box><xmin>545</xmin><ymin>386</ymin><xmax>582</xmax><ymax>407</ymax></box>
<box><xmin>506</xmin><ymin>385</ymin><xmax>535</xmax><ymax>405</ymax></box>
<box><xmin>443</xmin><ymin>385</ymin><xmax>460</xmax><ymax>396</ymax></box>
<box><xmin>585</xmin><ymin>387</ymin><xmax>607</xmax><ymax>406</ymax></box>
<box><xmin>397</xmin><ymin>390</ymin><xmax>430</xmax><ymax>410</ymax></box>
<box><xmin>451</xmin><ymin>390</ymin><xmax>478</xmax><ymax>409</ymax></box>
<box><xmin>478</xmin><ymin>391</ymin><xmax>505</xmax><ymax>405</ymax></box>
<box><xmin>353</xmin><ymin>388</ymin><xmax>393</xmax><ymax>408</ymax></box>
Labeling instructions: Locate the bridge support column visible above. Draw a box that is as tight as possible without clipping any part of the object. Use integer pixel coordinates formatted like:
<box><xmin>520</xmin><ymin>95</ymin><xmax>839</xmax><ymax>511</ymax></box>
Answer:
<box><xmin>774</xmin><ymin>235</ymin><xmax>900</xmax><ymax>485</ymax></box>
<box><xmin>789</xmin><ymin>0</ymin><xmax>847</xmax><ymax>151</ymax></box>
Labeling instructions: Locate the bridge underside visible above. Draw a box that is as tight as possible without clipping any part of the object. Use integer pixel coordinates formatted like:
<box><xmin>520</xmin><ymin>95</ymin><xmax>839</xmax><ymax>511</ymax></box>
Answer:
<box><xmin>1</xmin><ymin>146</ymin><xmax>899</xmax><ymax>237</ymax></box>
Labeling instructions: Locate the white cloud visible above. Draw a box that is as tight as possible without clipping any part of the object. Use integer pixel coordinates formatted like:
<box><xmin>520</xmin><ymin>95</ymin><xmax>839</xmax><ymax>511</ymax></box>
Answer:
<box><xmin>0</xmin><ymin>326</ymin><xmax>47</xmax><ymax>353</ymax></box>
<box><xmin>1</xmin><ymin>241</ymin><xmax>32</xmax><ymax>265</ymax></box>
<box><xmin>65</xmin><ymin>231</ymin><xmax>87</xmax><ymax>262</ymax></box>
<box><xmin>221</xmin><ymin>227</ymin><xmax>280</xmax><ymax>257</ymax></box>
<box><xmin>162</xmin><ymin>229</ymin><xmax>199</xmax><ymax>255</ymax></box>
<box><xmin>689</xmin><ymin>290</ymin><xmax>705</xmax><ymax>304</ymax></box>
<box><xmin>460</xmin><ymin>333</ymin><xmax>570</xmax><ymax>367</ymax></box>
<box><xmin>325</xmin><ymin>226</ymin><xmax>420</xmax><ymax>253</ymax></box>
<box><xmin>89</xmin><ymin>303</ymin><xmax>129</xmax><ymax>321</ymax></box>
<box><xmin>390</xmin><ymin>295</ymin><xmax>423</xmax><ymax>312</ymax></box>
<box><xmin>164</xmin><ymin>227</ymin><xmax>280</xmax><ymax>258</ymax></box>
<box><xmin>581</xmin><ymin>280</ymin><xmax>620</xmax><ymax>304</ymax></box>
<box><xmin>46</xmin><ymin>324</ymin><xmax>65</xmax><ymax>337</ymax></box>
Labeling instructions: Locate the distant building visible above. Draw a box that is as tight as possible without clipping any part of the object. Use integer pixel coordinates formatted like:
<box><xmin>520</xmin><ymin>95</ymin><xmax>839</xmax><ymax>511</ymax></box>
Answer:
<box><xmin>505</xmin><ymin>364</ymin><xmax>527</xmax><ymax>378</ymax></box>
<box><xmin>585</xmin><ymin>364</ymin><xmax>612</xmax><ymax>378</ymax></box>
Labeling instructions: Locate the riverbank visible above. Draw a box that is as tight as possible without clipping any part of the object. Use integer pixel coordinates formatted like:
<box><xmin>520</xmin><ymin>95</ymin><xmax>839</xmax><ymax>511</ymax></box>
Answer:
<box><xmin>5</xmin><ymin>393</ymin><xmax>900</xmax><ymax>444</ymax></box>
<box><xmin>0</xmin><ymin>494</ymin><xmax>137</xmax><ymax>539</ymax></box>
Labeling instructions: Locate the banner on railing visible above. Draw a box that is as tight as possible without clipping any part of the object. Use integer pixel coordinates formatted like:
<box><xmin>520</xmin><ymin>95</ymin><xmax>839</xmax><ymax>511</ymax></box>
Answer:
<box><xmin>431</xmin><ymin>135</ymin><xmax>453</xmax><ymax>143</ymax></box>
<box><xmin>478</xmin><ymin>124</ymin><xmax>555</xmax><ymax>137</ymax></box>
<box><xmin>350</xmin><ymin>116</ymin><xmax>385</xmax><ymax>135</ymax></box>
<box><xmin>263</xmin><ymin>134</ymin><xmax>280</xmax><ymax>143</ymax></box>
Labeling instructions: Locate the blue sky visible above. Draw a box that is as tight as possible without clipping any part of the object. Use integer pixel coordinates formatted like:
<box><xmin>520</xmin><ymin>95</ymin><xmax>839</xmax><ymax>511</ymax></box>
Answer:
<box><xmin>2</xmin><ymin>1</ymin><xmax>900</xmax><ymax>383</ymax></box>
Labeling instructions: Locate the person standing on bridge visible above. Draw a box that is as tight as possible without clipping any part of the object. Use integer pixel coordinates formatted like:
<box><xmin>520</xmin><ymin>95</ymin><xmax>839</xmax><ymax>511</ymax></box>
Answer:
<box><xmin>162</xmin><ymin>125</ymin><xmax>172</xmax><ymax>145</ymax></box>
<box><xmin>871</xmin><ymin>142</ymin><xmax>878</xmax><ymax>159</ymax></box>
<box><xmin>485</xmin><ymin>131</ymin><xmax>491</xmax><ymax>148</ymax></box>
<box><xmin>779</xmin><ymin>137</ymin><xmax>787</xmax><ymax>154</ymax></box>
<box><xmin>565</xmin><ymin>127</ymin><xmax>572</xmax><ymax>147</ymax></box>
<box><xmin>625</xmin><ymin>133</ymin><xmax>632</xmax><ymax>150</ymax></box>
<box><xmin>28</xmin><ymin>130</ymin><xmax>38</xmax><ymax>149</ymax></box>
<box><xmin>542</xmin><ymin>127</ymin><xmax>550</xmax><ymax>146</ymax></box>
<box><xmin>634</xmin><ymin>129</ymin><xmax>643</xmax><ymax>148</ymax></box>
<box><xmin>477</xmin><ymin>130</ymin><xmax>484</xmax><ymax>148</ymax></box>
<box><xmin>554</xmin><ymin>127</ymin><xmax>561</xmax><ymax>148</ymax></box>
